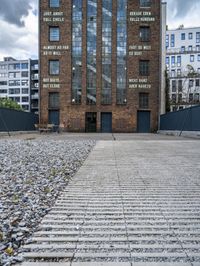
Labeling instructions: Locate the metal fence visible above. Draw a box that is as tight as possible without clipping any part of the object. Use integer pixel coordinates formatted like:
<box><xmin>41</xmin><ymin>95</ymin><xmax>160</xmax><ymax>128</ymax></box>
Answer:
<box><xmin>0</xmin><ymin>108</ymin><xmax>39</xmax><ymax>132</ymax></box>
<box><xmin>160</xmin><ymin>105</ymin><xmax>200</xmax><ymax>131</ymax></box>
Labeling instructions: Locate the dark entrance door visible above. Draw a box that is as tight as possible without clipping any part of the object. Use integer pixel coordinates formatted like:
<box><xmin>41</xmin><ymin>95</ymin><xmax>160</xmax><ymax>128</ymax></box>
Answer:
<box><xmin>85</xmin><ymin>112</ymin><xmax>97</xmax><ymax>132</ymax></box>
<box><xmin>137</xmin><ymin>111</ymin><xmax>151</xmax><ymax>133</ymax></box>
<box><xmin>49</xmin><ymin>110</ymin><xmax>60</xmax><ymax>131</ymax></box>
<box><xmin>101</xmin><ymin>112</ymin><xmax>112</xmax><ymax>133</ymax></box>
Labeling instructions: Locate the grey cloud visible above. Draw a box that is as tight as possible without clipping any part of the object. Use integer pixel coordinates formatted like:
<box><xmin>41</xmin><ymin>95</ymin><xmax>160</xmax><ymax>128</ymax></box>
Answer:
<box><xmin>0</xmin><ymin>0</ymin><xmax>32</xmax><ymax>27</ymax></box>
<box><xmin>167</xmin><ymin>0</ymin><xmax>200</xmax><ymax>18</ymax></box>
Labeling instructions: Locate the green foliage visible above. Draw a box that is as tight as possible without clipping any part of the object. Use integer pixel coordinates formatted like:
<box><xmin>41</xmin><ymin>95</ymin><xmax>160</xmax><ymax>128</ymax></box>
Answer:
<box><xmin>0</xmin><ymin>97</ymin><xmax>23</xmax><ymax>111</ymax></box>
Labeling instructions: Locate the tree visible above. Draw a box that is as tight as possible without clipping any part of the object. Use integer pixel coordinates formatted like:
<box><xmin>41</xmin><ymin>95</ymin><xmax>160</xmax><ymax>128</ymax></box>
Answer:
<box><xmin>0</xmin><ymin>98</ymin><xmax>23</xmax><ymax>111</ymax></box>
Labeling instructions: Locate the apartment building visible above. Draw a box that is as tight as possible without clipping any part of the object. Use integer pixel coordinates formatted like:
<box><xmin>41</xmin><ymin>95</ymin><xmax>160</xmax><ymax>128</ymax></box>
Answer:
<box><xmin>166</xmin><ymin>26</ymin><xmax>200</xmax><ymax>111</ymax></box>
<box><xmin>0</xmin><ymin>57</ymin><xmax>39</xmax><ymax>114</ymax></box>
<box><xmin>39</xmin><ymin>0</ymin><xmax>166</xmax><ymax>132</ymax></box>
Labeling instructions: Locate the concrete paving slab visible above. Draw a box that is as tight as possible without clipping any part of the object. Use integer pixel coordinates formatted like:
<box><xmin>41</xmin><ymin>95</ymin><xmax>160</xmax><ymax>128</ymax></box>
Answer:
<box><xmin>20</xmin><ymin>138</ymin><xmax>200</xmax><ymax>265</ymax></box>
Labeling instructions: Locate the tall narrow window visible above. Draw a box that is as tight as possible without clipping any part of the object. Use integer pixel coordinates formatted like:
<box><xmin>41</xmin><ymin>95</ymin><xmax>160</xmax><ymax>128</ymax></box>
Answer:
<box><xmin>171</xmin><ymin>34</ymin><xmax>175</xmax><ymax>47</ymax></box>
<box><xmin>49</xmin><ymin>60</ymin><xmax>59</xmax><ymax>75</ymax></box>
<box><xmin>101</xmin><ymin>0</ymin><xmax>112</xmax><ymax>104</ymax></box>
<box><xmin>87</xmin><ymin>0</ymin><xmax>97</xmax><ymax>105</ymax></box>
<box><xmin>139</xmin><ymin>60</ymin><xmax>149</xmax><ymax>76</ymax></box>
<box><xmin>72</xmin><ymin>0</ymin><xmax>82</xmax><ymax>104</ymax></box>
<box><xmin>49</xmin><ymin>27</ymin><xmax>60</xmax><ymax>41</ymax></box>
<box><xmin>117</xmin><ymin>0</ymin><xmax>127</xmax><ymax>104</ymax></box>
<box><xmin>49</xmin><ymin>92</ymin><xmax>59</xmax><ymax>109</ymax></box>
<box><xmin>140</xmin><ymin>0</ymin><xmax>151</xmax><ymax>7</ymax></box>
<box><xmin>49</xmin><ymin>0</ymin><xmax>60</xmax><ymax>8</ymax></box>
<box><xmin>140</xmin><ymin>26</ymin><xmax>150</xmax><ymax>42</ymax></box>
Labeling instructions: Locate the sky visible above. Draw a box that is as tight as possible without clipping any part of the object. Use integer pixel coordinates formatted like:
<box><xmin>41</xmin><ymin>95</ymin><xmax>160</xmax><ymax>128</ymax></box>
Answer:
<box><xmin>0</xmin><ymin>0</ymin><xmax>200</xmax><ymax>61</ymax></box>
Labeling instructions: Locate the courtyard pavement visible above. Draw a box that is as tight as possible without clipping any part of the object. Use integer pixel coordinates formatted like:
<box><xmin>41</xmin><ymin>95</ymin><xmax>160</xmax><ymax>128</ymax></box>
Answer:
<box><xmin>19</xmin><ymin>135</ymin><xmax>200</xmax><ymax>266</ymax></box>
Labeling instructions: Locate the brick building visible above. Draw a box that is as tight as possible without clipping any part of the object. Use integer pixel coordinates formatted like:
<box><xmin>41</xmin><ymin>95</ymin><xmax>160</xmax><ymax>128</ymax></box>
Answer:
<box><xmin>39</xmin><ymin>0</ymin><xmax>166</xmax><ymax>132</ymax></box>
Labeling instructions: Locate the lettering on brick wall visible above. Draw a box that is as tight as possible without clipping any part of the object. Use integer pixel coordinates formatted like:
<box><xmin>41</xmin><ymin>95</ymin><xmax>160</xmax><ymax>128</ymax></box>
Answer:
<box><xmin>130</xmin><ymin>11</ymin><xmax>155</xmax><ymax>22</ymax></box>
<box><xmin>43</xmin><ymin>11</ymin><xmax>65</xmax><ymax>22</ymax></box>
<box><xmin>42</xmin><ymin>45</ymin><xmax>69</xmax><ymax>56</ymax></box>
<box><xmin>129</xmin><ymin>78</ymin><xmax>151</xmax><ymax>89</ymax></box>
<box><xmin>43</xmin><ymin>78</ymin><xmax>60</xmax><ymax>89</ymax></box>
<box><xmin>129</xmin><ymin>45</ymin><xmax>151</xmax><ymax>56</ymax></box>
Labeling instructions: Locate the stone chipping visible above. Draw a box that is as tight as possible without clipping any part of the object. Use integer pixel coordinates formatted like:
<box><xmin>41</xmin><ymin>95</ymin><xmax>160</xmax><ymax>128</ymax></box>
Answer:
<box><xmin>0</xmin><ymin>139</ymin><xmax>95</xmax><ymax>266</ymax></box>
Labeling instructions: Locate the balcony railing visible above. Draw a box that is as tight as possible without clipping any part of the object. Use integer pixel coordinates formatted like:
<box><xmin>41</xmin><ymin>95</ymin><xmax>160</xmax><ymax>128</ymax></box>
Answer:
<box><xmin>167</xmin><ymin>47</ymin><xmax>200</xmax><ymax>55</ymax></box>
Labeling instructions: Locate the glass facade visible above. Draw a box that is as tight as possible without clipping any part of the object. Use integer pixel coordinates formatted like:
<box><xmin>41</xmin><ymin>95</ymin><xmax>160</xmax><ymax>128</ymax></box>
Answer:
<box><xmin>72</xmin><ymin>0</ymin><xmax>82</xmax><ymax>104</ymax></box>
<box><xmin>87</xmin><ymin>0</ymin><xmax>97</xmax><ymax>105</ymax></box>
<box><xmin>101</xmin><ymin>0</ymin><xmax>112</xmax><ymax>104</ymax></box>
<box><xmin>116</xmin><ymin>0</ymin><xmax>127</xmax><ymax>104</ymax></box>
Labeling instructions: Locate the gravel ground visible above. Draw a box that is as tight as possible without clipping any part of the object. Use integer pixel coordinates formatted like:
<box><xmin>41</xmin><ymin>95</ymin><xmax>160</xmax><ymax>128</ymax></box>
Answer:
<box><xmin>0</xmin><ymin>139</ymin><xmax>95</xmax><ymax>266</ymax></box>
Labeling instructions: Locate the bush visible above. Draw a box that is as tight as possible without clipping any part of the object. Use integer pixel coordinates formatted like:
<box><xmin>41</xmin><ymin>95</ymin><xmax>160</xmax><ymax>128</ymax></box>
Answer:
<box><xmin>0</xmin><ymin>98</ymin><xmax>23</xmax><ymax>111</ymax></box>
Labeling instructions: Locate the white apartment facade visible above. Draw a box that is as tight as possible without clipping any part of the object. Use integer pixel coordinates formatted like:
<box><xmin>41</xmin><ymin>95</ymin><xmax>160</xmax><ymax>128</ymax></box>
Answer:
<box><xmin>0</xmin><ymin>57</ymin><xmax>39</xmax><ymax>113</ymax></box>
<box><xmin>166</xmin><ymin>26</ymin><xmax>200</xmax><ymax>111</ymax></box>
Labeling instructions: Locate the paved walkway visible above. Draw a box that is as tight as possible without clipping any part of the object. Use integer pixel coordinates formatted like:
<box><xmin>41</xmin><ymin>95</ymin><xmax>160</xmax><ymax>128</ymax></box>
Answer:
<box><xmin>21</xmin><ymin>139</ymin><xmax>200</xmax><ymax>266</ymax></box>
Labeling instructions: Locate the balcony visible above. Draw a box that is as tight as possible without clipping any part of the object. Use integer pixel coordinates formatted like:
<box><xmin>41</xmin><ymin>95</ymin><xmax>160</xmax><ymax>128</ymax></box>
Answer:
<box><xmin>167</xmin><ymin>47</ymin><xmax>200</xmax><ymax>55</ymax></box>
<box><xmin>31</xmin><ymin>94</ymin><xmax>39</xmax><ymax>100</ymax></box>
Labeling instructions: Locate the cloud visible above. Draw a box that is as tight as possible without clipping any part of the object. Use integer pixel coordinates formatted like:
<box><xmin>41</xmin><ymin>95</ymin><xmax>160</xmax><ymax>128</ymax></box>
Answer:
<box><xmin>0</xmin><ymin>2</ymin><xmax>38</xmax><ymax>60</ymax></box>
<box><xmin>171</xmin><ymin>0</ymin><xmax>200</xmax><ymax>18</ymax></box>
<box><xmin>166</xmin><ymin>0</ymin><xmax>200</xmax><ymax>29</ymax></box>
<box><xmin>0</xmin><ymin>0</ymin><xmax>32</xmax><ymax>27</ymax></box>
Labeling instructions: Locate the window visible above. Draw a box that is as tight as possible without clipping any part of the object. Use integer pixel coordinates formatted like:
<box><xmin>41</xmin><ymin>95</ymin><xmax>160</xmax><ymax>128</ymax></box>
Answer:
<box><xmin>197</xmin><ymin>45</ymin><xmax>200</xmax><ymax>51</ymax></box>
<box><xmin>177</xmin><ymin>69</ymin><xmax>181</xmax><ymax>76</ymax></box>
<box><xmin>9</xmin><ymin>88</ymin><xmax>20</xmax><ymax>94</ymax></box>
<box><xmin>177</xmin><ymin>56</ymin><xmax>181</xmax><ymax>66</ymax></box>
<box><xmin>9</xmin><ymin>63</ymin><xmax>20</xmax><ymax>70</ymax></box>
<box><xmin>172</xmin><ymin>80</ymin><xmax>176</xmax><ymax>92</ymax></box>
<box><xmin>49</xmin><ymin>27</ymin><xmax>60</xmax><ymax>41</ymax></box>
<box><xmin>189</xmin><ymin>93</ymin><xmax>193</xmax><ymax>102</ymax></box>
<box><xmin>166</xmin><ymin>35</ymin><xmax>169</xmax><ymax>48</ymax></box>
<box><xmin>139</xmin><ymin>26</ymin><xmax>150</xmax><ymax>42</ymax></box>
<box><xmin>0</xmin><ymin>81</ymin><xmax>7</xmax><ymax>86</ymax></box>
<box><xmin>22</xmin><ymin>97</ymin><xmax>29</xmax><ymax>102</ymax></box>
<box><xmin>171</xmin><ymin>34</ymin><xmax>175</xmax><ymax>47</ymax></box>
<box><xmin>171</xmin><ymin>56</ymin><xmax>175</xmax><ymax>66</ymax></box>
<box><xmin>49</xmin><ymin>60</ymin><xmax>60</xmax><ymax>75</ymax></box>
<box><xmin>166</xmin><ymin>57</ymin><xmax>169</xmax><ymax>65</ymax></box>
<box><xmin>139</xmin><ymin>60</ymin><xmax>149</xmax><ymax>76</ymax></box>
<box><xmin>190</xmin><ymin>55</ymin><xmax>194</xmax><ymax>62</ymax></box>
<box><xmin>9</xmin><ymin>97</ymin><xmax>20</xmax><ymax>103</ymax></box>
<box><xmin>0</xmin><ymin>64</ymin><xmax>7</xmax><ymax>70</ymax></box>
<box><xmin>139</xmin><ymin>93</ymin><xmax>149</xmax><ymax>109</ymax></box>
<box><xmin>188</xmin><ymin>45</ymin><xmax>192</xmax><ymax>51</ymax></box>
<box><xmin>198</xmin><ymin>54</ymin><xmax>200</xmax><ymax>61</ymax></box>
<box><xmin>22</xmin><ymin>88</ymin><xmax>29</xmax><ymax>94</ymax></box>
<box><xmin>0</xmin><ymin>89</ymin><xmax>7</xmax><ymax>94</ymax></box>
<box><xmin>188</xmin><ymin>32</ymin><xmax>193</xmax><ymax>40</ymax></box>
<box><xmin>9</xmin><ymin>72</ymin><xmax>20</xmax><ymax>78</ymax></box>
<box><xmin>140</xmin><ymin>0</ymin><xmax>151</xmax><ymax>7</ymax></box>
<box><xmin>21</xmin><ymin>80</ymin><xmax>29</xmax><ymax>86</ymax></box>
<box><xmin>194</xmin><ymin>93</ymin><xmax>199</xmax><ymax>102</ymax></box>
<box><xmin>178</xmin><ymin>94</ymin><xmax>182</xmax><ymax>103</ymax></box>
<box><xmin>21</xmin><ymin>63</ymin><xmax>28</xmax><ymax>69</ymax></box>
<box><xmin>172</xmin><ymin>94</ymin><xmax>176</xmax><ymax>103</ymax></box>
<box><xmin>49</xmin><ymin>92</ymin><xmax>59</xmax><ymax>108</ymax></box>
<box><xmin>196</xmin><ymin>79</ymin><xmax>200</xmax><ymax>87</ymax></box>
<box><xmin>181</xmin><ymin>33</ymin><xmax>185</xmax><ymax>40</ymax></box>
<box><xmin>21</xmin><ymin>71</ymin><xmax>28</xmax><ymax>77</ymax></box>
<box><xmin>196</xmin><ymin>32</ymin><xmax>200</xmax><ymax>43</ymax></box>
<box><xmin>9</xmin><ymin>80</ymin><xmax>20</xmax><ymax>86</ymax></box>
<box><xmin>181</xmin><ymin>46</ymin><xmax>185</xmax><ymax>52</ymax></box>
<box><xmin>49</xmin><ymin>0</ymin><xmax>60</xmax><ymax>7</ymax></box>
<box><xmin>171</xmin><ymin>70</ymin><xmax>175</xmax><ymax>77</ymax></box>
<box><xmin>189</xmin><ymin>79</ymin><xmax>194</xmax><ymax>87</ymax></box>
<box><xmin>178</xmin><ymin>80</ymin><xmax>182</xmax><ymax>91</ymax></box>
<box><xmin>0</xmin><ymin>73</ymin><xmax>7</xmax><ymax>78</ymax></box>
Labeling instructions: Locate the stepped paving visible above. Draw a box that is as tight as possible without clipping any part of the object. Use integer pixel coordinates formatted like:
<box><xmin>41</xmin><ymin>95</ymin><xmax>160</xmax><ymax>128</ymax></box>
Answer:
<box><xmin>20</xmin><ymin>140</ymin><xmax>200</xmax><ymax>266</ymax></box>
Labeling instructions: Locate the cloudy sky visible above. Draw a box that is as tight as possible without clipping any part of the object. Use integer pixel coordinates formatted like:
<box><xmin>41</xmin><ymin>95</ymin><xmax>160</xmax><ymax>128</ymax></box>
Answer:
<box><xmin>0</xmin><ymin>0</ymin><xmax>199</xmax><ymax>61</ymax></box>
